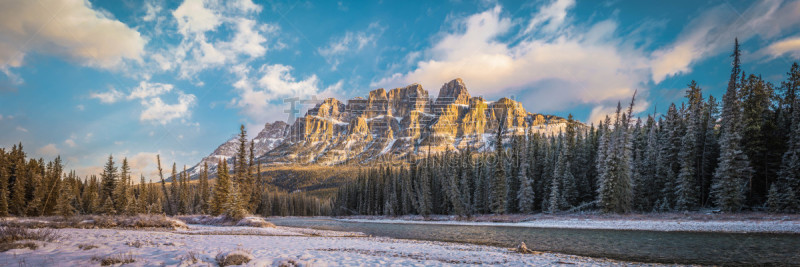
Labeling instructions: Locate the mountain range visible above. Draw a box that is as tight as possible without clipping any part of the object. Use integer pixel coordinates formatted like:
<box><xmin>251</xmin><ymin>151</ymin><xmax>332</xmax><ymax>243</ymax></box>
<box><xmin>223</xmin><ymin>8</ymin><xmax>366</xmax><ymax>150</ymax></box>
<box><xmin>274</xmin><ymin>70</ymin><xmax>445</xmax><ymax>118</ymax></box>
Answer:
<box><xmin>186</xmin><ymin>78</ymin><xmax>570</xmax><ymax>177</ymax></box>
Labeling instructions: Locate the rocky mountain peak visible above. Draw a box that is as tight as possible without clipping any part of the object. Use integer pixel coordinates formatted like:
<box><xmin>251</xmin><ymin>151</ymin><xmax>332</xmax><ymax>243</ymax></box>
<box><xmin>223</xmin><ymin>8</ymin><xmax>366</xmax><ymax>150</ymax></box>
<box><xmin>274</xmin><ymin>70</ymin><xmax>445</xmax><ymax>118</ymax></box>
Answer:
<box><xmin>436</xmin><ymin>78</ymin><xmax>471</xmax><ymax>106</ymax></box>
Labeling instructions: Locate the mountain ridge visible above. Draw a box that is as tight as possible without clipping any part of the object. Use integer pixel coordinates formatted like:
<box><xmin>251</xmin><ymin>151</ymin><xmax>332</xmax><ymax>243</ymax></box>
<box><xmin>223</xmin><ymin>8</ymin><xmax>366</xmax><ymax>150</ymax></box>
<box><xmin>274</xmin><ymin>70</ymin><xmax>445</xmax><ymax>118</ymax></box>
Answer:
<box><xmin>187</xmin><ymin>78</ymin><xmax>573</xmax><ymax>177</ymax></box>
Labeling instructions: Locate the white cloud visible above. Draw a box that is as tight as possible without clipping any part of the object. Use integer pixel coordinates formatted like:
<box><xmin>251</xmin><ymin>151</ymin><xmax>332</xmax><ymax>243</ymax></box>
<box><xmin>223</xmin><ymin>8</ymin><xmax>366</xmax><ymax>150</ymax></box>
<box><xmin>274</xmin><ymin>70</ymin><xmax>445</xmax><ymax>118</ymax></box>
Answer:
<box><xmin>173</xmin><ymin>0</ymin><xmax>222</xmax><ymax>35</ymax></box>
<box><xmin>64</xmin><ymin>139</ymin><xmax>76</xmax><ymax>148</ymax></box>
<box><xmin>140</xmin><ymin>91</ymin><xmax>197</xmax><ymax>124</ymax></box>
<box><xmin>373</xmin><ymin>4</ymin><xmax>650</xmax><ymax>120</ymax></box>
<box><xmin>231</xmin><ymin>64</ymin><xmax>343</xmax><ymax>124</ymax></box>
<box><xmin>16</xmin><ymin>126</ymin><xmax>27</xmax><ymax>132</ymax></box>
<box><xmin>763</xmin><ymin>36</ymin><xmax>800</xmax><ymax>58</ymax></box>
<box><xmin>90</xmin><ymin>88</ymin><xmax>124</xmax><ymax>104</ymax></box>
<box><xmin>318</xmin><ymin>24</ymin><xmax>382</xmax><ymax>70</ymax></box>
<box><xmin>37</xmin><ymin>144</ymin><xmax>59</xmax><ymax>157</ymax></box>
<box><xmin>650</xmin><ymin>0</ymin><xmax>800</xmax><ymax>83</ymax></box>
<box><xmin>0</xmin><ymin>0</ymin><xmax>145</xmax><ymax>70</ymax></box>
<box><xmin>128</xmin><ymin>81</ymin><xmax>174</xmax><ymax>99</ymax></box>
<box><xmin>77</xmin><ymin>105</ymin><xmax>85</xmax><ymax>111</ymax></box>
<box><xmin>160</xmin><ymin>0</ymin><xmax>274</xmax><ymax>79</ymax></box>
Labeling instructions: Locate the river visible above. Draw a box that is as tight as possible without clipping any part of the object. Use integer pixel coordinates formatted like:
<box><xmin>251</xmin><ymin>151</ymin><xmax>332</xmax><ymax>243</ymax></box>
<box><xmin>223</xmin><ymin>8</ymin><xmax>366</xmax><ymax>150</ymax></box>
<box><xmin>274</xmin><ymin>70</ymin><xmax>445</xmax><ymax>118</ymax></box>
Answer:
<box><xmin>269</xmin><ymin>217</ymin><xmax>800</xmax><ymax>266</ymax></box>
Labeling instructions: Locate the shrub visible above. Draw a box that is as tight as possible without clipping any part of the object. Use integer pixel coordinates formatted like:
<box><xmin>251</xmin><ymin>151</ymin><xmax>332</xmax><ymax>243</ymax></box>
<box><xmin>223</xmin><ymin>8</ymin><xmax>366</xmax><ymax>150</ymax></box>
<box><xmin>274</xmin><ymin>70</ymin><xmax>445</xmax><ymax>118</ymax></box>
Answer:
<box><xmin>91</xmin><ymin>253</ymin><xmax>136</xmax><ymax>266</ymax></box>
<box><xmin>215</xmin><ymin>249</ymin><xmax>253</xmax><ymax>266</ymax></box>
<box><xmin>77</xmin><ymin>244</ymin><xmax>98</xmax><ymax>250</ymax></box>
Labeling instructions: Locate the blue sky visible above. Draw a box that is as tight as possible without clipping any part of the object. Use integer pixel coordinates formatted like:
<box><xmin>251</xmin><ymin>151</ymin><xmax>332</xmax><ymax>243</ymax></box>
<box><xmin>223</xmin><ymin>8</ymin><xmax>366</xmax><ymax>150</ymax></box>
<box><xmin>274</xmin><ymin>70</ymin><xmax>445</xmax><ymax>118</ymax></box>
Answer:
<box><xmin>1</xmin><ymin>0</ymin><xmax>799</xmax><ymax>178</ymax></box>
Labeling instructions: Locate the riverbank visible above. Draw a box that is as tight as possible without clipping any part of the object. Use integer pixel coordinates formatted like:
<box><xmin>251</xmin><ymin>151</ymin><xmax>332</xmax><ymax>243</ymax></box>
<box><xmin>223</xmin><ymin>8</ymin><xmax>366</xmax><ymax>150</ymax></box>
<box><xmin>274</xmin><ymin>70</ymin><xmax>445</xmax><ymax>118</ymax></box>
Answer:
<box><xmin>337</xmin><ymin>212</ymin><xmax>800</xmax><ymax>233</ymax></box>
<box><xmin>0</xmin><ymin>223</ymin><xmax>666</xmax><ymax>266</ymax></box>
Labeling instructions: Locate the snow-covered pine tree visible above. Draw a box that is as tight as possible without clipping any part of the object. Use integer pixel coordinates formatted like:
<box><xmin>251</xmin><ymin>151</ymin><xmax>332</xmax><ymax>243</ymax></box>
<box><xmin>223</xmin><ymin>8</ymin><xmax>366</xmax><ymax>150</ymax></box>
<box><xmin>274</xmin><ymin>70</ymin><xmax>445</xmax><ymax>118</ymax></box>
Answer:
<box><xmin>550</xmin><ymin>139</ymin><xmax>566</xmax><ymax>213</ymax></box>
<box><xmin>490</xmin><ymin>121</ymin><xmax>507</xmax><ymax>214</ymax></box>
<box><xmin>676</xmin><ymin>81</ymin><xmax>703</xmax><ymax>210</ymax></box>
<box><xmin>517</xmin><ymin>139</ymin><xmax>535</xmax><ymax>213</ymax></box>
<box><xmin>773</xmin><ymin>98</ymin><xmax>800</xmax><ymax>211</ymax></box>
<box><xmin>700</xmin><ymin>96</ymin><xmax>720</xmax><ymax>207</ymax></box>
<box><xmin>598</xmin><ymin>93</ymin><xmax>636</xmax><ymax>213</ymax></box>
<box><xmin>712</xmin><ymin>38</ymin><xmax>752</xmax><ymax>212</ymax></box>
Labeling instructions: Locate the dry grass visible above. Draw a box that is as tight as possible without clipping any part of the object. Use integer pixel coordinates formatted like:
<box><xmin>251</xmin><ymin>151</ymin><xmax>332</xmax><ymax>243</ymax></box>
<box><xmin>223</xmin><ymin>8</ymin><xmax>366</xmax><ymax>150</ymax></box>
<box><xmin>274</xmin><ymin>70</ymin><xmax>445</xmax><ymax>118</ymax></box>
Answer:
<box><xmin>77</xmin><ymin>243</ymin><xmax>98</xmax><ymax>250</ymax></box>
<box><xmin>0</xmin><ymin>226</ymin><xmax>59</xmax><ymax>252</ymax></box>
<box><xmin>177</xmin><ymin>215</ymin><xmax>275</xmax><ymax>228</ymax></box>
<box><xmin>91</xmin><ymin>253</ymin><xmax>136</xmax><ymax>266</ymax></box>
<box><xmin>180</xmin><ymin>251</ymin><xmax>201</xmax><ymax>265</ymax></box>
<box><xmin>215</xmin><ymin>248</ymin><xmax>253</xmax><ymax>266</ymax></box>
<box><xmin>0</xmin><ymin>215</ymin><xmax>187</xmax><ymax>230</ymax></box>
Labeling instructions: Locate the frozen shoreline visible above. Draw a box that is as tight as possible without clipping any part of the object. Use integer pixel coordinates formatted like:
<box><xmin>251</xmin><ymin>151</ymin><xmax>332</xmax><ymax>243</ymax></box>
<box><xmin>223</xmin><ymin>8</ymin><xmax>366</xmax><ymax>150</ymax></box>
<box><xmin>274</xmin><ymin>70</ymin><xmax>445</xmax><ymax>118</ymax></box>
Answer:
<box><xmin>0</xmin><ymin>224</ymin><xmax>666</xmax><ymax>266</ymax></box>
<box><xmin>337</xmin><ymin>216</ymin><xmax>800</xmax><ymax>234</ymax></box>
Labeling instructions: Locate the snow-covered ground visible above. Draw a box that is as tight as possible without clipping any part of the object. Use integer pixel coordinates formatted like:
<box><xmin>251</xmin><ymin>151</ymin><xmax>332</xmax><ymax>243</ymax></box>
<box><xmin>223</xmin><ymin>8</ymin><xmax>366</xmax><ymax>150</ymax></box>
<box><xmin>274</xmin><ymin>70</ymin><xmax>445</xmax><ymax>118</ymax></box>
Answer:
<box><xmin>339</xmin><ymin>217</ymin><xmax>800</xmax><ymax>233</ymax></box>
<box><xmin>0</xmin><ymin>224</ymin><xmax>669</xmax><ymax>266</ymax></box>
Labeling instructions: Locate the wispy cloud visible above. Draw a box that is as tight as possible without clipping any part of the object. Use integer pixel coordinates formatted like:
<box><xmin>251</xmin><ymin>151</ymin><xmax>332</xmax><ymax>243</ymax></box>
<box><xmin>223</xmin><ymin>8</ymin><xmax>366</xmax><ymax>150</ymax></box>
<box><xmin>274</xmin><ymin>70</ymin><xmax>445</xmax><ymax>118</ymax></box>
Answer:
<box><xmin>650</xmin><ymin>0</ymin><xmax>800</xmax><ymax>83</ymax></box>
<box><xmin>318</xmin><ymin>23</ymin><xmax>383</xmax><ymax>70</ymax></box>
<box><xmin>90</xmin><ymin>87</ymin><xmax>125</xmax><ymax>104</ymax></box>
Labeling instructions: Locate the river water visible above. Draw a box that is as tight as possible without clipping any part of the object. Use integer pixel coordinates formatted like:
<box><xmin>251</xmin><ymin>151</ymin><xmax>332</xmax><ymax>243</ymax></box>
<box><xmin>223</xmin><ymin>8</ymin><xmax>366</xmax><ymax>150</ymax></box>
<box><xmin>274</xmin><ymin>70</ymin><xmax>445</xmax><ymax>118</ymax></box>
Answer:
<box><xmin>269</xmin><ymin>217</ymin><xmax>800</xmax><ymax>266</ymax></box>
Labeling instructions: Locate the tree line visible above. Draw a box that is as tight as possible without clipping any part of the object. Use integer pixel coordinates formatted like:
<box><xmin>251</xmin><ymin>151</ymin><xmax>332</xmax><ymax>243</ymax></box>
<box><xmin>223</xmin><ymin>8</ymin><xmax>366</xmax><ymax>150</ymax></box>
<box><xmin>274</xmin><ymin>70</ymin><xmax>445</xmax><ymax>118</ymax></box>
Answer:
<box><xmin>0</xmin><ymin>125</ymin><xmax>333</xmax><ymax>218</ymax></box>
<box><xmin>334</xmin><ymin>39</ymin><xmax>800</xmax><ymax>215</ymax></box>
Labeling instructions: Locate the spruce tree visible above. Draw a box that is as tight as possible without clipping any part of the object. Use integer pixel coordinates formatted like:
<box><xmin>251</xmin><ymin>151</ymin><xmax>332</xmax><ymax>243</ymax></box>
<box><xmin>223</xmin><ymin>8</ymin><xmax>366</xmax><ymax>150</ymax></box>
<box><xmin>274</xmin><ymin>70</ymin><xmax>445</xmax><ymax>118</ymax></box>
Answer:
<box><xmin>712</xmin><ymin>38</ymin><xmax>752</xmax><ymax>212</ymax></box>
<box><xmin>212</xmin><ymin>159</ymin><xmax>231</xmax><ymax>216</ymax></box>
<box><xmin>200</xmin><ymin>162</ymin><xmax>210</xmax><ymax>214</ymax></box>
<box><xmin>517</xmin><ymin>144</ymin><xmax>535</xmax><ymax>213</ymax></box>
<box><xmin>114</xmin><ymin>158</ymin><xmax>129</xmax><ymax>213</ymax></box>
<box><xmin>490</xmin><ymin>121</ymin><xmax>507</xmax><ymax>214</ymax></box>
<box><xmin>94</xmin><ymin>155</ymin><xmax>116</xmax><ymax>215</ymax></box>
<box><xmin>157</xmin><ymin>155</ymin><xmax>172</xmax><ymax>215</ymax></box>
<box><xmin>676</xmin><ymin>81</ymin><xmax>702</xmax><ymax>210</ymax></box>
<box><xmin>773</xmin><ymin>98</ymin><xmax>800</xmax><ymax>211</ymax></box>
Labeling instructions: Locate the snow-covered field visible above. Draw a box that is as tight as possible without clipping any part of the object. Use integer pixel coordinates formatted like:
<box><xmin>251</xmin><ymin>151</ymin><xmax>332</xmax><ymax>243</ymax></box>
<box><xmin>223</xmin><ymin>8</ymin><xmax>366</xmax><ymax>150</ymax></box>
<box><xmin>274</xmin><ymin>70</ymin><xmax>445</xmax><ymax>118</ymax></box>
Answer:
<box><xmin>340</xmin><ymin>217</ymin><xmax>800</xmax><ymax>233</ymax></box>
<box><xmin>0</xmin><ymin>223</ymin><xmax>668</xmax><ymax>266</ymax></box>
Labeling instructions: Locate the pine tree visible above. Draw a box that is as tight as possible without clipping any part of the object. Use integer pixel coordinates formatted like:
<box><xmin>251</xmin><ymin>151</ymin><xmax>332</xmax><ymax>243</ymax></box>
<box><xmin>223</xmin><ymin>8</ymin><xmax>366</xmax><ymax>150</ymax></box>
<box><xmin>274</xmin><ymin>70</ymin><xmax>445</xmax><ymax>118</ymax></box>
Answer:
<box><xmin>773</xmin><ymin>98</ymin><xmax>800</xmax><ymax>211</ymax></box>
<box><xmin>550</xmin><ymin>144</ymin><xmax>566</xmax><ymax>213</ymax></box>
<box><xmin>0</xmin><ymin>152</ymin><xmax>9</xmax><ymax>217</ymax></box>
<box><xmin>225</xmin><ymin>182</ymin><xmax>247</xmax><ymax>220</ymax></box>
<box><xmin>490</xmin><ymin>121</ymin><xmax>507</xmax><ymax>214</ymax></box>
<box><xmin>712</xmin><ymin>38</ymin><xmax>752</xmax><ymax>212</ymax></box>
<box><xmin>676</xmin><ymin>81</ymin><xmax>702</xmax><ymax>210</ymax></box>
<box><xmin>156</xmin><ymin>155</ymin><xmax>172</xmax><ymax>215</ymax></box>
<box><xmin>56</xmin><ymin>178</ymin><xmax>75</xmax><ymax>217</ymax></box>
<box><xmin>517</xmin><ymin>136</ymin><xmax>535</xmax><ymax>213</ymax></box>
<box><xmin>114</xmin><ymin>158</ymin><xmax>129</xmax><ymax>213</ymax></box>
<box><xmin>598</xmin><ymin>93</ymin><xmax>636</xmax><ymax>213</ymax></box>
<box><xmin>100</xmin><ymin>155</ymin><xmax>117</xmax><ymax>211</ymax></box>
<box><xmin>212</xmin><ymin>159</ymin><xmax>231</xmax><ymax>216</ymax></box>
<box><xmin>200</xmin><ymin>162</ymin><xmax>210</xmax><ymax>214</ymax></box>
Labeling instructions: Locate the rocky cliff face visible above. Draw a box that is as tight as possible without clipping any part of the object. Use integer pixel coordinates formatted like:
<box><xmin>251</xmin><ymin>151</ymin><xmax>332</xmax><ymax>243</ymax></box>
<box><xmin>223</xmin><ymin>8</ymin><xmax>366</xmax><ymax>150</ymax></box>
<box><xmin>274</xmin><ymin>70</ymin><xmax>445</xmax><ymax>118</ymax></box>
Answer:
<box><xmin>258</xmin><ymin>78</ymin><xmax>571</xmax><ymax>165</ymax></box>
